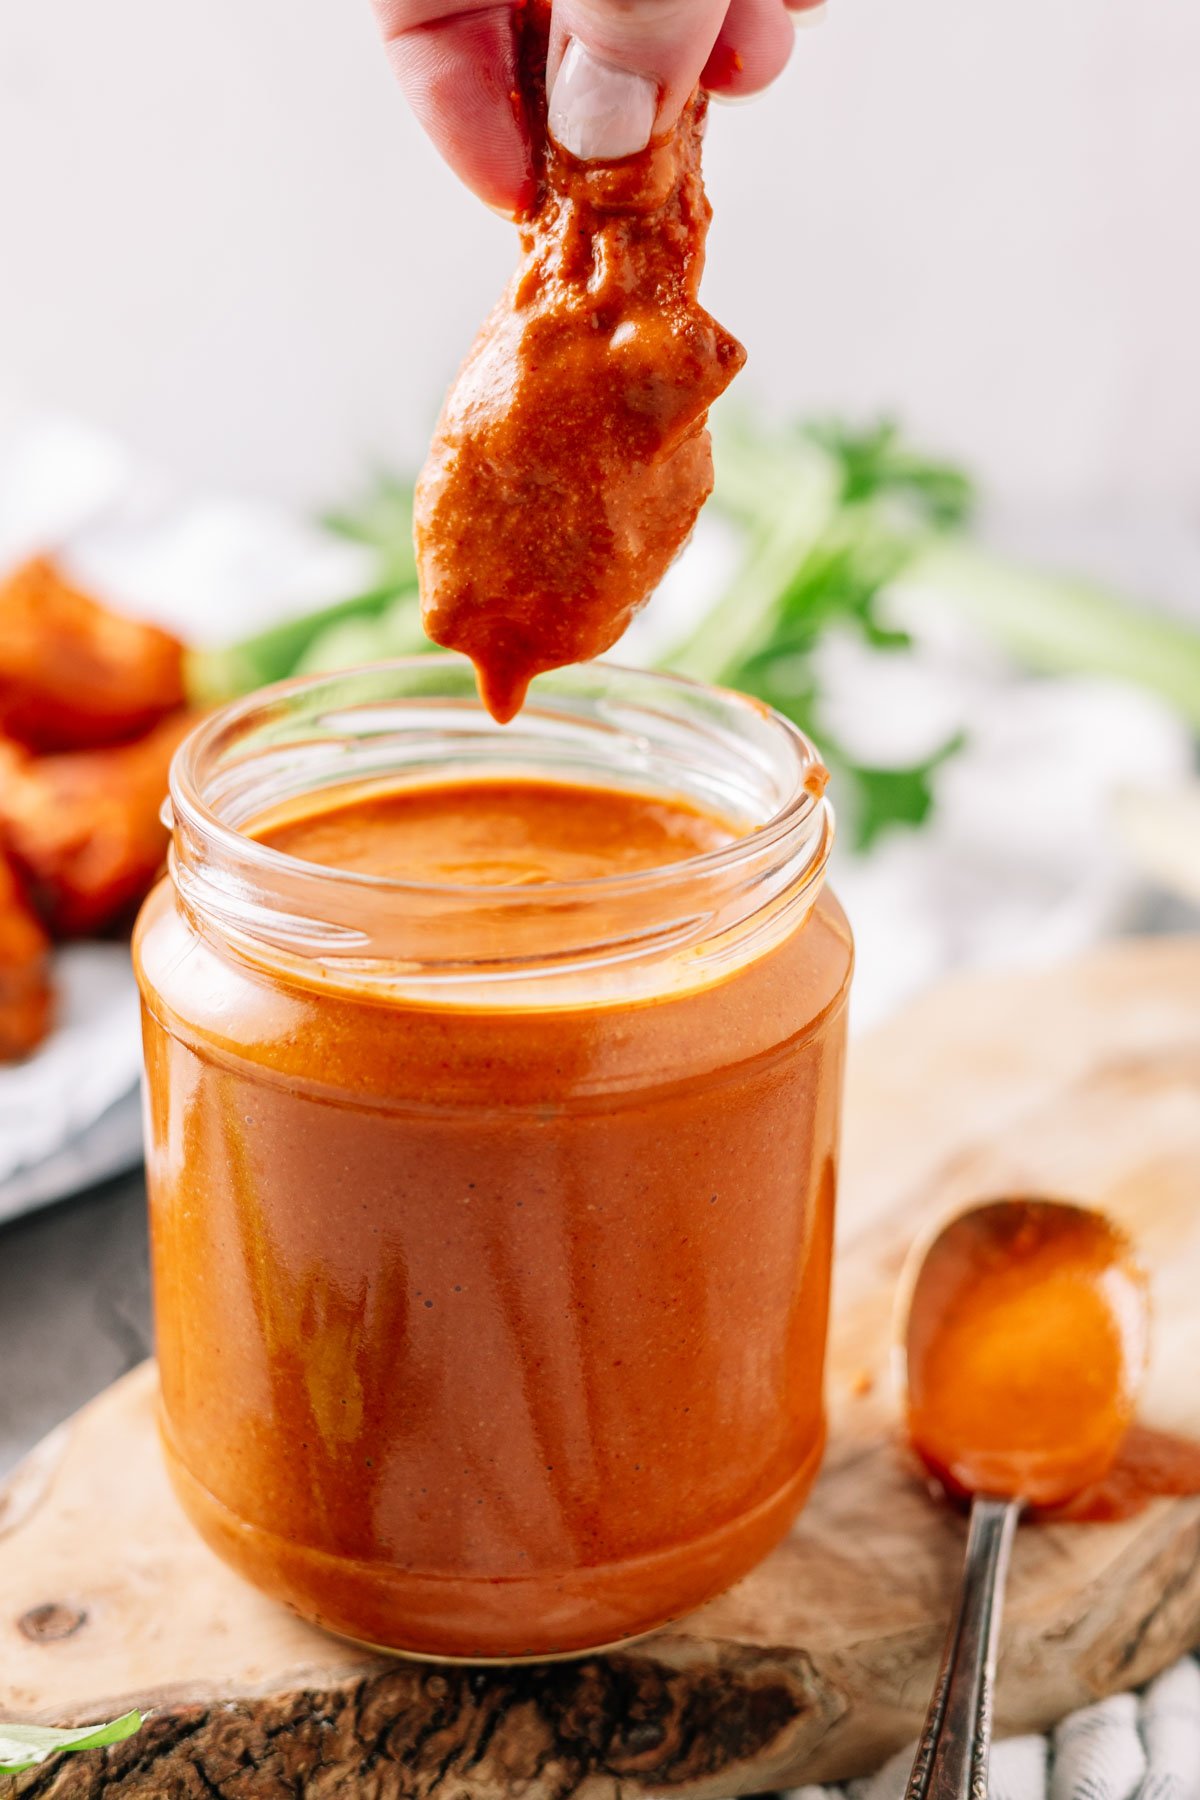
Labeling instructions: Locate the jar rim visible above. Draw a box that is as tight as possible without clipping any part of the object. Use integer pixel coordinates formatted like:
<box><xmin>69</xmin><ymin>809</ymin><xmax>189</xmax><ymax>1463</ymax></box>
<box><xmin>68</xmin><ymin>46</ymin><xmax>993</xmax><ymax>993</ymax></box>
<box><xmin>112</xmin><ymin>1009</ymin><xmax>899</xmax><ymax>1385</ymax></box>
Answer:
<box><xmin>170</xmin><ymin>655</ymin><xmax>832</xmax><ymax>906</ymax></box>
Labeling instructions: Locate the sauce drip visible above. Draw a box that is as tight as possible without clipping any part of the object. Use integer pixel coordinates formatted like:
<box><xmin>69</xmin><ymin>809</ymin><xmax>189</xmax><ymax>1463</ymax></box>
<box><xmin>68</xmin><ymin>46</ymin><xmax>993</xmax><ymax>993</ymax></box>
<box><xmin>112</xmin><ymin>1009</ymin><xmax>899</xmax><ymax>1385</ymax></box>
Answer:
<box><xmin>413</xmin><ymin>1</ymin><xmax>744</xmax><ymax>723</ymax></box>
<box><xmin>905</xmin><ymin>1199</ymin><xmax>1149</xmax><ymax>1508</ymax></box>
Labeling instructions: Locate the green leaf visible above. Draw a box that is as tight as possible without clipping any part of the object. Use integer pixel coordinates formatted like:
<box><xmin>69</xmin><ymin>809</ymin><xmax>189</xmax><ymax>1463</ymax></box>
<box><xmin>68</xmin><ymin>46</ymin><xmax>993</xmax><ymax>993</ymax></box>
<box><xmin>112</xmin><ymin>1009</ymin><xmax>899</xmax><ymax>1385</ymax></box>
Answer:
<box><xmin>292</xmin><ymin>593</ymin><xmax>430</xmax><ymax>676</ymax></box>
<box><xmin>658</xmin><ymin>413</ymin><xmax>974</xmax><ymax>848</ymax></box>
<box><xmin>722</xmin><ymin>642</ymin><xmax>965</xmax><ymax>851</ymax></box>
<box><xmin>323</xmin><ymin>474</ymin><xmax>417</xmax><ymax>588</ymax></box>
<box><xmin>839</xmin><ymin>733</ymin><xmax>966</xmax><ymax>853</ymax></box>
<box><xmin>0</xmin><ymin>1710</ymin><xmax>142</xmax><ymax>1775</ymax></box>
<box><xmin>668</xmin><ymin>411</ymin><xmax>958</xmax><ymax>692</ymax></box>
<box><xmin>187</xmin><ymin>470</ymin><xmax>424</xmax><ymax>705</ymax></box>
<box><xmin>804</xmin><ymin>417</ymin><xmax>975</xmax><ymax>526</ymax></box>
<box><xmin>185</xmin><ymin>582</ymin><xmax>408</xmax><ymax>704</ymax></box>
<box><xmin>667</xmin><ymin>459</ymin><xmax>842</xmax><ymax>683</ymax></box>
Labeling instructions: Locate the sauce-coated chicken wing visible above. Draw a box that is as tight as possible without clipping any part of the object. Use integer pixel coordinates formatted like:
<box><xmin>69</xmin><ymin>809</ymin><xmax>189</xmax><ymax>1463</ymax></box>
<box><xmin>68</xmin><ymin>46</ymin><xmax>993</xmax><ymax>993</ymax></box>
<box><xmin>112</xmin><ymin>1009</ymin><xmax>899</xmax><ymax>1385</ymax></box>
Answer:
<box><xmin>0</xmin><ymin>845</ymin><xmax>53</xmax><ymax>1062</ymax></box>
<box><xmin>0</xmin><ymin>557</ymin><xmax>186</xmax><ymax>751</ymax></box>
<box><xmin>415</xmin><ymin>2</ymin><xmax>745</xmax><ymax>722</ymax></box>
<box><xmin>0</xmin><ymin>712</ymin><xmax>194</xmax><ymax>937</ymax></box>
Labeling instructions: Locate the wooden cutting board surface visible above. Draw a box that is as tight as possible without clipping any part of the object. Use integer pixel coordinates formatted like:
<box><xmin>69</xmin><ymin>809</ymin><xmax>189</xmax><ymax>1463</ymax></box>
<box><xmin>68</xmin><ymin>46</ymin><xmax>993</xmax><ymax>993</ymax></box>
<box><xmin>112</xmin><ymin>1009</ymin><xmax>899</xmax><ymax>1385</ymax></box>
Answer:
<box><xmin>2</xmin><ymin>937</ymin><xmax>1200</xmax><ymax>1798</ymax></box>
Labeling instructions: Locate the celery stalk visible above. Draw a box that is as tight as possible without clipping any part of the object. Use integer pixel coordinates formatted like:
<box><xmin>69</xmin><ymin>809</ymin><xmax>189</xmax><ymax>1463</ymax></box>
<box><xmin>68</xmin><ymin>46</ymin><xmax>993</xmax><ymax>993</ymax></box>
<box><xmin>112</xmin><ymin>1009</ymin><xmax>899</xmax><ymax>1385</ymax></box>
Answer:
<box><xmin>907</xmin><ymin>539</ymin><xmax>1200</xmax><ymax>730</ymax></box>
<box><xmin>185</xmin><ymin>584</ymin><xmax>407</xmax><ymax>705</ymax></box>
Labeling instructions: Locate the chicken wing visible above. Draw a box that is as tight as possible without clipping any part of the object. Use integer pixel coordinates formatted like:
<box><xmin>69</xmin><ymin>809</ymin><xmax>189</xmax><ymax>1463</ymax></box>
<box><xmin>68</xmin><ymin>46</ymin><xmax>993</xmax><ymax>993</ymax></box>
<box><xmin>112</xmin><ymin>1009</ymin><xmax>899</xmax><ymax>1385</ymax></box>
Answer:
<box><xmin>0</xmin><ymin>712</ymin><xmax>194</xmax><ymax>938</ymax></box>
<box><xmin>0</xmin><ymin>845</ymin><xmax>53</xmax><ymax>1062</ymax></box>
<box><xmin>0</xmin><ymin>556</ymin><xmax>186</xmax><ymax>751</ymax></box>
<box><xmin>414</xmin><ymin>1</ymin><xmax>745</xmax><ymax>722</ymax></box>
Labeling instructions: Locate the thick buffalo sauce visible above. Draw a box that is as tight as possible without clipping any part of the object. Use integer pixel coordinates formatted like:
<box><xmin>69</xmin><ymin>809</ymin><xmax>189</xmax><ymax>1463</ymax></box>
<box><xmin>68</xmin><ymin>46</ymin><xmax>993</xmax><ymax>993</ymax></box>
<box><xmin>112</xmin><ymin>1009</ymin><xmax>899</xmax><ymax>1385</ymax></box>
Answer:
<box><xmin>137</xmin><ymin>759</ymin><xmax>851</xmax><ymax>1659</ymax></box>
<box><xmin>261</xmin><ymin>778</ymin><xmax>733</xmax><ymax>886</ymax></box>
<box><xmin>1048</xmin><ymin>1425</ymin><xmax>1200</xmax><ymax>1522</ymax></box>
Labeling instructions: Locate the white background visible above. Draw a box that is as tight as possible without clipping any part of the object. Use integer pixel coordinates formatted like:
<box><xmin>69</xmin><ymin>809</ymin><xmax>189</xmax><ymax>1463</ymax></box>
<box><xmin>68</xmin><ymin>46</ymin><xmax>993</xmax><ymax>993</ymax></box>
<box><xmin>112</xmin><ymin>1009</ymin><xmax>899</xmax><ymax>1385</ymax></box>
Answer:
<box><xmin>2</xmin><ymin>0</ymin><xmax>1198</xmax><ymax>515</ymax></box>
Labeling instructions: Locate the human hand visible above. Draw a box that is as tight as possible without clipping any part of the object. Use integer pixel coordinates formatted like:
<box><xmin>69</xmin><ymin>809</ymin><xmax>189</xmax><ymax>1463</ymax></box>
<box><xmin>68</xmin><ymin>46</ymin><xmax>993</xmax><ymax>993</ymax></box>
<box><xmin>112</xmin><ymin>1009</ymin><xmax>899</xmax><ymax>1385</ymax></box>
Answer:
<box><xmin>371</xmin><ymin>0</ymin><xmax>823</xmax><ymax>215</ymax></box>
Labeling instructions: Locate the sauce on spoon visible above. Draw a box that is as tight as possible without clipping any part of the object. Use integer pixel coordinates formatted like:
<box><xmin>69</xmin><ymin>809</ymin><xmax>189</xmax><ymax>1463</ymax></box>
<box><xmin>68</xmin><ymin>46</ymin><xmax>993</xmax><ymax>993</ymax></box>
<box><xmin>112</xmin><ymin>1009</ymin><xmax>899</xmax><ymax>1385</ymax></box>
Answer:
<box><xmin>901</xmin><ymin>1198</ymin><xmax>1200</xmax><ymax>1795</ymax></box>
<box><xmin>899</xmin><ymin>1199</ymin><xmax>1157</xmax><ymax>1797</ymax></box>
<box><xmin>905</xmin><ymin>1198</ymin><xmax>1150</xmax><ymax>1508</ymax></box>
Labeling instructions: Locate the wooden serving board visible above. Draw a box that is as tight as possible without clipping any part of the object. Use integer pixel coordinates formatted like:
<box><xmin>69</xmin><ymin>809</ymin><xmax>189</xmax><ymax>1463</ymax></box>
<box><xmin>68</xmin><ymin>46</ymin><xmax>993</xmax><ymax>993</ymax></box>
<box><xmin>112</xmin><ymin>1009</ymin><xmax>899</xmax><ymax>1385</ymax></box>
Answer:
<box><xmin>3</xmin><ymin>938</ymin><xmax>1200</xmax><ymax>1798</ymax></box>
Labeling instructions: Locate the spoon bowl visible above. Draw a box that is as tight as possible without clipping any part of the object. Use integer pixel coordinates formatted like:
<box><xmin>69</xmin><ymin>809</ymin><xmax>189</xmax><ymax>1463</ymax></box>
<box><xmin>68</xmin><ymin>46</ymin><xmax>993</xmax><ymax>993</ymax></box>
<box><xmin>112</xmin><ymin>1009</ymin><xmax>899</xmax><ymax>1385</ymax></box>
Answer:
<box><xmin>903</xmin><ymin>1197</ymin><xmax>1150</xmax><ymax>1507</ymax></box>
<box><xmin>897</xmin><ymin>1197</ymin><xmax>1150</xmax><ymax>1800</ymax></box>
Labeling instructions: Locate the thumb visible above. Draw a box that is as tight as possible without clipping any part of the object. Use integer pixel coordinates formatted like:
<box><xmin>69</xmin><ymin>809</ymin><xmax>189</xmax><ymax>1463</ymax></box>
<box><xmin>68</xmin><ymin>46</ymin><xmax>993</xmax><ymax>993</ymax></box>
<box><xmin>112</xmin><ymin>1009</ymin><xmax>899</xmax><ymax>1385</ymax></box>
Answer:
<box><xmin>546</xmin><ymin>0</ymin><xmax>730</xmax><ymax>162</ymax></box>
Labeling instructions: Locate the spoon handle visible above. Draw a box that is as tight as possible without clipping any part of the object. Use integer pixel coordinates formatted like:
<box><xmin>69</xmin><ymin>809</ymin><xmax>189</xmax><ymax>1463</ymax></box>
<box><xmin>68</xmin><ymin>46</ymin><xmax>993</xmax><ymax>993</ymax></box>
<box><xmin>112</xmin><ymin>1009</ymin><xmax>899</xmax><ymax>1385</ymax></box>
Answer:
<box><xmin>905</xmin><ymin>1494</ymin><xmax>1020</xmax><ymax>1800</ymax></box>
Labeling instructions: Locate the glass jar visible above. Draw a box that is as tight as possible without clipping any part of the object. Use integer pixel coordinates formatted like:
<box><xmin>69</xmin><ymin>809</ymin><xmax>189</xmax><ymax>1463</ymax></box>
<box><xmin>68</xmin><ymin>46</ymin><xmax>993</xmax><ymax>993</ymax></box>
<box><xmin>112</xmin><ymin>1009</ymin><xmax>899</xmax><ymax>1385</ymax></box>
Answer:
<box><xmin>135</xmin><ymin>659</ymin><xmax>852</xmax><ymax>1661</ymax></box>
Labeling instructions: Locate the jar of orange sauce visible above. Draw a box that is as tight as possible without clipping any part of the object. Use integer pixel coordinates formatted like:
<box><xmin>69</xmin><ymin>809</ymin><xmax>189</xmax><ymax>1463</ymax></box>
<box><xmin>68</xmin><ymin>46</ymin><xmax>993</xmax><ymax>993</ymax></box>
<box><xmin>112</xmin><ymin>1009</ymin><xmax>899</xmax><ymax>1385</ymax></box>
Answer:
<box><xmin>135</xmin><ymin>660</ymin><xmax>852</xmax><ymax>1660</ymax></box>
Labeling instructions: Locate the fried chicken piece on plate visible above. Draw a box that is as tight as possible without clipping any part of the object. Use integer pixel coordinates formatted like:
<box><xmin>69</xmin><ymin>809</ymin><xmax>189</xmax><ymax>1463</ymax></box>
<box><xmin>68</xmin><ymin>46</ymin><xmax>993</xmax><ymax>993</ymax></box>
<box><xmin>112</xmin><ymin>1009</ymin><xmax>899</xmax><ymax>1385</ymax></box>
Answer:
<box><xmin>0</xmin><ymin>845</ymin><xmax>53</xmax><ymax>1062</ymax></box>
<box><xmin>0</xmin><ymin>711</ymin><xmax>194</xmax><ymax>938</ymax></box>
<box><xmin>0</xmin><ymin>556</ymin><xmax>186</xmax><ymax>751</ymax></box>
<box><xmin>414</xmin><ymin>0</ymin><xmax>745</xmax><ymax>722</ymax></box>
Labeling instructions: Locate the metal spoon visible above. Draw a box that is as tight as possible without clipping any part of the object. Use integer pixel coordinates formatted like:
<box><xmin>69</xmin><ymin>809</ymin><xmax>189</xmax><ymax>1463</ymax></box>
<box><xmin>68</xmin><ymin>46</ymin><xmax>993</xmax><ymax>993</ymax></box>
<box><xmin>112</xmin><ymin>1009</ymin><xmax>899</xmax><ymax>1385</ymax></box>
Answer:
<box><xmin>898</xmin><ymin>1198</ymin><xmax>1149</xmax><ymax>1800</ymax></box>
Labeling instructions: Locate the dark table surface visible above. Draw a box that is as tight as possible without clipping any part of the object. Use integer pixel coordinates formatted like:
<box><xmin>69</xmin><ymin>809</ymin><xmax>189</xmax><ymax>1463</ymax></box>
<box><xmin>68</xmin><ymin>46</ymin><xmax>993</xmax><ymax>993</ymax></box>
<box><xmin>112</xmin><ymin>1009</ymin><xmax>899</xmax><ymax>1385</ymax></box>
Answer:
<box><xmin>0</xmin><ymin>1168</ymin><xmax>152</xmax><ymax>1476</ymax></box>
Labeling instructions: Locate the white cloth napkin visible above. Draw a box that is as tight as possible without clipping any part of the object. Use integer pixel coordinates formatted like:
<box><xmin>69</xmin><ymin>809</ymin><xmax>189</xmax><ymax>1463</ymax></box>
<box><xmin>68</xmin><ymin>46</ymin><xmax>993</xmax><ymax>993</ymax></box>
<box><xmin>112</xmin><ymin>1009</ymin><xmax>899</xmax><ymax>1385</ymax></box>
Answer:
<box><xmin>786</xmin><ymin>1657</ymin><xmax>1200</xmax><ymax>1800</ymax></box>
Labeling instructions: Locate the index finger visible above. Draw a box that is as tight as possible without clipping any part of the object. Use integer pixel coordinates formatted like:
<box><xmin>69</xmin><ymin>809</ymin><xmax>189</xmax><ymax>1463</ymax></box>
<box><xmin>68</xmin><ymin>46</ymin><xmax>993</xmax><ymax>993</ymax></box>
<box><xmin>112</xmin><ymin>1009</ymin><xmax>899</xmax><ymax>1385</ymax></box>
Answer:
<box><xmin>371</xmin><ymin>0</ymin><xmax>534</xmax><ymax>215</ymax></box>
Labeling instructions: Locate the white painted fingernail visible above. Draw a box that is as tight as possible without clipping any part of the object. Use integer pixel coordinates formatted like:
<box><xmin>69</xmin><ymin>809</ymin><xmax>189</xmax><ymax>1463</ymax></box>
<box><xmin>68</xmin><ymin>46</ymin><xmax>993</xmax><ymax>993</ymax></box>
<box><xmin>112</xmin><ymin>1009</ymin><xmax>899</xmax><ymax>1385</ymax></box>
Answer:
<box><xmin>548</xmin><ymin>39</ymin><xmax>657</xmax><ymax>161</ymax></box>
<box><xmin>791</xmin><ymin>3</ymin><xmax>828</xmax><ymax>27</ymax></box>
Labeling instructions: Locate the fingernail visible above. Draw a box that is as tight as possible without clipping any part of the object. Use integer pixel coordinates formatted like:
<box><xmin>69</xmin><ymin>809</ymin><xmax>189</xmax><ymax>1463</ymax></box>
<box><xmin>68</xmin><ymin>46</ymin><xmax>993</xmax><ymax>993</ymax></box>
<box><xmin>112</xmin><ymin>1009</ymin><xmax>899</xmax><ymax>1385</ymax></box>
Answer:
<box><xmin>791</xmin><ymin>2</ymin><xmax>828</xmax><ymax>28</ymax></box>
<box><xmin>548</xmin><ymin>39</ymin><xmax>658</xmax><ymax>162</ymax></box>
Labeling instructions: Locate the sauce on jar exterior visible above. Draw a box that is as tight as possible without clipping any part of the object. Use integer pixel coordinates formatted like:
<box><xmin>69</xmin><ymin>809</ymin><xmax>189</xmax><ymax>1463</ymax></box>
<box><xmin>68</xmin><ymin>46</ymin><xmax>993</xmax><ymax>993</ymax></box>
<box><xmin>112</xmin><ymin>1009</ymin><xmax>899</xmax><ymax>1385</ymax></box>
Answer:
<box><xmin>138</xmin><ymin>772</ymin><xmax>852</xmax><ymax>1659</ymax></box>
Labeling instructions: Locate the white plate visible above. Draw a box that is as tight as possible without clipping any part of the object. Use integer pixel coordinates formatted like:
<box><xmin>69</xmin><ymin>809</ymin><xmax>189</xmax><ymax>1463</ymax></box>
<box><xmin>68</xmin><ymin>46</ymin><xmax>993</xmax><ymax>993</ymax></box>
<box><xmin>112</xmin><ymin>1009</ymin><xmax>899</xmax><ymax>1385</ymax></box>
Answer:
<box><xmin>0</xmin><ymin>945</ymin><xmax>143</xmax><ymax>1226</ymax></box>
